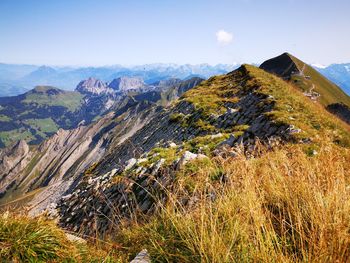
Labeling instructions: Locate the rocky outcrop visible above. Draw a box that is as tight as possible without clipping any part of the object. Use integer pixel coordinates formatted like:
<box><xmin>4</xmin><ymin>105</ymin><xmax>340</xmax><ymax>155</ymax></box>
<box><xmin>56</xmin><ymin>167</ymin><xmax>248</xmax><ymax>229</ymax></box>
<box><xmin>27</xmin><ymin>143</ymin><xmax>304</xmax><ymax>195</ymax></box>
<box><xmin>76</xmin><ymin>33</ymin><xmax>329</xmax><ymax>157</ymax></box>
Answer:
<box><xmin>260</xmin><ymin>52</ymin><xmax>301</xmax><ymax>79</ymax></box>
<box><xmin>76</xmin><ymin>77</ymin><xmax>114</xmax><ymax>95</ymax></box>
<box><xmin>108</xmin><ymin>77</ymin><xmax>147</xmax><ymax>92</ymax></box>
<box><xmin>0</xmin><ymin>75</ymin><xmax>206</xmax><ymax>209</ymax></box>
<box><xmin>0</xmin><ymin>140</ymin><xmax>31</xmax><ymax>196</ymax></box>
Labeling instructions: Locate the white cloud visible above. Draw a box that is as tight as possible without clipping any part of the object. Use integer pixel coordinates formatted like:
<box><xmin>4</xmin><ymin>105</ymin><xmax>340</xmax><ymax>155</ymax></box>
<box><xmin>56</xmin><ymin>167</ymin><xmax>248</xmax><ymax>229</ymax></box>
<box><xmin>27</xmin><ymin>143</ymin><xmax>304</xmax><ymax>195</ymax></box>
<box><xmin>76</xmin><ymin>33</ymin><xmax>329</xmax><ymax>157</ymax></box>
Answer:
<box><xmin>216</xmin><ymin>30</ymin><xmax>233</xmax><ymax>45</ymax></box>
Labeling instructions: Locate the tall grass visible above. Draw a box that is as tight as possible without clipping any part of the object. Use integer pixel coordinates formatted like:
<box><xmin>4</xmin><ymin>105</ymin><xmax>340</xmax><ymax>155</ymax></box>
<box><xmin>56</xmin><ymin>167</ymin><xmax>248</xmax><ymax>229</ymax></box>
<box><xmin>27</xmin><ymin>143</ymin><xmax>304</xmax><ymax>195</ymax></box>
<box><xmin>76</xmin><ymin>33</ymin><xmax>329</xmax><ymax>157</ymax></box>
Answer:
<box><xmin>113</xmin><ymin>142</ymin><xmax>350</xmax><ymax>262</ymax></box>
<box><xmin>0</xmin><ymin>213</ymin><xmax>118</xmax><ymax>262</ymax></box>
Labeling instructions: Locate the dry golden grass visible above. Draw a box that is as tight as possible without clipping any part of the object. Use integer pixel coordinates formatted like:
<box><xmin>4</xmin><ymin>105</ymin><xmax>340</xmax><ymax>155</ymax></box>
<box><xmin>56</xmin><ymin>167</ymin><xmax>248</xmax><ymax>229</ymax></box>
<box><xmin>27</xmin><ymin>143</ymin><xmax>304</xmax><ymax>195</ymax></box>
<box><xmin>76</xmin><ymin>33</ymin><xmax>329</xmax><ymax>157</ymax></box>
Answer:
<box><xmin>0</xmin><ymin>212</ymin><xmax>121</xmax><ymax>262</ymax></box>
<box><xmin>112</xmin><ymin>142</ymin><xmax>350</xmax><ymax>262</ymax></box>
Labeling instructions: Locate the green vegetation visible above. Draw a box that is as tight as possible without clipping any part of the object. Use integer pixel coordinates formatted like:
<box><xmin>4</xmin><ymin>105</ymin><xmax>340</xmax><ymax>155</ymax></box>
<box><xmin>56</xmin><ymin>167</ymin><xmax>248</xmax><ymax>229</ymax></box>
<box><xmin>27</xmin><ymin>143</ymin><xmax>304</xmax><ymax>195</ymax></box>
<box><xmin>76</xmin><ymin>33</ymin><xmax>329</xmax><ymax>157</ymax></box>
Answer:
<box><xmin>183</xmin><ymin>75</ymin><xmax>239</xmax><ymax>115</ymax></box>
<box><xmin>178</xmin><ymin>64</ymin><xmax>350</xmax><ymax>146</ymax></box>
<box><xmin>242</xmin><ymin>65</ymin><xmax>350</xmax><ymax>145</ymax></box>
<box><xmin>24</xmin><ymin>118</ymin><xmax>59</xmax><ymax>133</ymax></box>
<box><xmin>0</xmin><ymin>86</ymin><xmax>87</xmax><ymax>147</ymax></box>
<box><xmin>0</xmin><ymin>213</ymin><xmax>119</xmax><ymax>262</ymax></box>
<box><xmin>0</xmin><ymin>115</ymin><xmax>11</xmax><ymax>122</ymax></box>
<box><xmin>0</xmin><ymin>213</ymin><xmax>75</xmax><ymax>261</ymax></box>
<box><xmin>184</xmin><ymin>134</ymin><xmax>230</xmax><ymax>155</ymax></box>
<box><xmin>23</xmin><ymin>86</ymin><xmax>83</xmax><ymax>112</ymax></box>
<box><xmin>0</xmin><ymin>129</ymin><xmax>34</xmax><ymax>147</ymax></box>
<box><xmin>147</xmin><ymin>147</ymin><xmax>178</xmax><ymax>166</ymax></box>
<box><xmin>288</xmin><ymin>54</ymin><xmax>350</xmax><ymax>107</ymax></box>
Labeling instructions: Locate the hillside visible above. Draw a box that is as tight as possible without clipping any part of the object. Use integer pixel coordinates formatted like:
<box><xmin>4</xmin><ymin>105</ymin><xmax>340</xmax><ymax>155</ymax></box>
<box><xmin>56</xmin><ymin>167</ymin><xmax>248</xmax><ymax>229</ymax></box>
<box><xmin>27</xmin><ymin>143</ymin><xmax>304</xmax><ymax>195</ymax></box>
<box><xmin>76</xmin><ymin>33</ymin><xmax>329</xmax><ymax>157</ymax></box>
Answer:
<box><xmin>0</xmin><ymin>77</ymin><xmax>203</xmax><ymax>148</ymax></box>
<box><xmin>1</xmin><ymin>60</ymin><xmax>350</xmax><ymax>262</ymax></box>
<box><xmin>0</xmin><ymin>77</ymin><xmax>203</xmax><ymax>210</ymax></box>
<box><xmin>59</xmin><ymin>64</ymin><xmax>350</xmax><ymax>231</ymax></box>
<box><xmin>260</xmin><ymin>53</ymin><xmax>350</xmax><ymax>107</ymax></box>
<box><xmin>0</xmin><ymin>86</ymin><xmax>85</xmax><ymax>147</ymax></box>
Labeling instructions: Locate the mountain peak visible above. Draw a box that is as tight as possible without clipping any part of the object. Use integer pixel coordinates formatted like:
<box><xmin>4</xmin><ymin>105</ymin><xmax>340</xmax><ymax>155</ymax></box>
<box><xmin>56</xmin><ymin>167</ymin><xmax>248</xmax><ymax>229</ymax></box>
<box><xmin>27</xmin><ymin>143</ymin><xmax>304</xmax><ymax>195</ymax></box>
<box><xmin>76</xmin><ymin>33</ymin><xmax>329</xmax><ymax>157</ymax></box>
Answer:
<box><xmin>76</xmin><ymin>77</ymin><xmax>113</xmax><ymax>95</ymax></box>
<box><xmin>259</xmin><ymin>52</ymin><xmax>301</xmax><ymax>78</ymax></box>
<box><xmin>108</xmin><ymin>76</ymin><xmax>146</xmax><ymax>91</ymax></box>
<box><xmin>260</xmin><ymin>53</ymin><xmax>350</xmax><ymax>122</ymax></box>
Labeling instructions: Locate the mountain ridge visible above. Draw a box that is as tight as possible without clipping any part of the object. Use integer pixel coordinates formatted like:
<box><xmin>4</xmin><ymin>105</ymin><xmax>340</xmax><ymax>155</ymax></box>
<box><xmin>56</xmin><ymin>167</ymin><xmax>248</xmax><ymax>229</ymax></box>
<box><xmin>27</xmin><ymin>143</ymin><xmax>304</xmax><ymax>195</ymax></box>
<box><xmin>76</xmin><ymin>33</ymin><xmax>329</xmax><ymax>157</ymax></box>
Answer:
<box><xmin>260</xmin><ymin>52</ymin><xmax>350</xmax><ymax>123</ymax></box>
<box><xmin>1</xmin><ymin>55</ymin><xmax>350</xmax><ymax>262</ymax></box>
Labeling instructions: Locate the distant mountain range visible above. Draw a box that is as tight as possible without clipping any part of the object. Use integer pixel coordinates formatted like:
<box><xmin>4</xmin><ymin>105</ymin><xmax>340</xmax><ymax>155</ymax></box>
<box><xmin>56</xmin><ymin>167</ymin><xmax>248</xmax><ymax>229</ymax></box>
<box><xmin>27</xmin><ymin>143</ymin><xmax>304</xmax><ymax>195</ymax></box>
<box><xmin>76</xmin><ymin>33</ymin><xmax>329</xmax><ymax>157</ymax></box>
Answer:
<box><xmin>0</xmin><ymin>76</ymin><xmax>203</xmax><ymax>147</ymax></box>
<box><xmin>0</xmin><ymin>63</ymin><xmax>238</xmax><ymax>97</ymax></box>
<box><xmin>1</xmin><ymin>62</ymin><xmax>349</xmax><ymax>98</ymax></box>
<box><xmin>313</xmin><ymin>63</ymin><xmax>350</xmax><ymax>95</ymax></box>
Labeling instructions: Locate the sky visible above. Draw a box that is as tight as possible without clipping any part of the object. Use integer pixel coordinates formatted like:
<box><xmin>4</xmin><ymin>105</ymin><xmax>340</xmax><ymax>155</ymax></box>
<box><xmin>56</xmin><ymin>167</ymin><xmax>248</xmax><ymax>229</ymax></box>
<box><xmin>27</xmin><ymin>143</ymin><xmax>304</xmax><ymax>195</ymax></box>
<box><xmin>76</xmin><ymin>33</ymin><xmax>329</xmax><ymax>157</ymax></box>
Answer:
<box><xmin>0</xmin><ymin>0</ymin><xmax>350</xmax><ymax>66</ymax></box>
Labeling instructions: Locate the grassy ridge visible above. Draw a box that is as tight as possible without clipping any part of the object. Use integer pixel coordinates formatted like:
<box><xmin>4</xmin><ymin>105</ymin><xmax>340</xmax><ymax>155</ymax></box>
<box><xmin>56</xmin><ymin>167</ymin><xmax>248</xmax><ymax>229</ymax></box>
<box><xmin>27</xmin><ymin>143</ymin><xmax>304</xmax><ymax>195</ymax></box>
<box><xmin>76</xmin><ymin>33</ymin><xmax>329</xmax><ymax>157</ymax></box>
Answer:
<box><xmin>106</xmin><ymin>65</ymin><xmax>350</xmax><ymax>261</ymax></box>
<box><xmin>23</xmin><ymin>86</ymin><xmax>83</xmax><ymax>112</ymax></box>
<box><xmin>2</xmin><ymin>64</ymin><xmax>350</xmax><ymax>262</ymax></box>
<box><xmin>111</xmin><ymin>141</ymin><xmax>350</xmax><ymax>262</ymax></box>
<box><xmin>183</xmin><ymin>64</ymin><xmax>350</xmax><ymax>146</ymax></box>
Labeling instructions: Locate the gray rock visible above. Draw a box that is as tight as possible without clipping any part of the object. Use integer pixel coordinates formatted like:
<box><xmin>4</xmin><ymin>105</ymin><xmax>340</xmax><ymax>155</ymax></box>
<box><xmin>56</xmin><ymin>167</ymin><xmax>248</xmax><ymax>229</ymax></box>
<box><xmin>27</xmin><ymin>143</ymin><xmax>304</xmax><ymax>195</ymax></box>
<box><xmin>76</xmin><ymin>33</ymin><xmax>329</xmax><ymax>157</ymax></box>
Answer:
<box><xmin>167</xmin><ymin>141</ymin><xmax>177</xmax><ymax>148</ymax></box>
<box><xmin>211</xmin><ymin>133</ymin><xmax>223</xmax><ymax>139</ymax></box>
<box><xmin>151</xmin><ymin>158</ymin><xmax>165</xmax><ymax>175</ymax></box>
<box><xmin>65</xmin><ymin>233</ymin><xmax>87</xmax><ymax>244</ymax></box>
<box><xmin>218</xmin><ymin>134</ymin><xmax>236</xmax><ymax>147</ymax></box>
<box><xmin>125</xmin><ymin>158</ymin><xmax>138</xmax><ymax>170</ymax></box>
<box><xmin>130</xmin><ymin>249</ymin><xmax>150</xmax><ymax>263</ymax></box>
<box><xmin>176</xmin><ymin>151</ymin><xmax>207</xmax><ymax>169</ymax></box>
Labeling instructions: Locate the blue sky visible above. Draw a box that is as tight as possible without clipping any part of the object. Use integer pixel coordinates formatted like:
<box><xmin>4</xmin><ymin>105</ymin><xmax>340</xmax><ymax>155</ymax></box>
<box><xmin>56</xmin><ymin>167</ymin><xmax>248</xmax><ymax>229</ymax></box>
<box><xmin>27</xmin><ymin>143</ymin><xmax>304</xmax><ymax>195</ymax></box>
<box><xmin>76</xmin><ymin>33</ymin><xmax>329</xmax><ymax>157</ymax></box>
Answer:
<box><xmin>0</xmin><ymin>0</ymin><xmax>349</xmax><ymax>66</ymax></box>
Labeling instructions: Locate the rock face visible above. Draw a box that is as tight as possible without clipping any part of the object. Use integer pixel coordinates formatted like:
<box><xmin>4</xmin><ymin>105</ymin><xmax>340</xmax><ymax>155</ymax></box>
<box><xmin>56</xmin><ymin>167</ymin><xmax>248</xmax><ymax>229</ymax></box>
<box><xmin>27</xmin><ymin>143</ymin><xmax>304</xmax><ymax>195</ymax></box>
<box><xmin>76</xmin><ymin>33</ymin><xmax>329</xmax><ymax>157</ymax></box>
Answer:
<box><xmin>76</xmin><ymin>77</ymin><xmax>114</xmax><ymax>95</ymax></box>
<box><xmin>0</xmin><ymin>140</ymin><xmax>30</xmax><ymax>197</ymax></box>
<box><xmin>260</xmin><ymin>52</ymin><xmax>301</xmax><ymax>79</ymax></box>
<box><xmin>0</xmin><ymin>99</ymin><xmax>159</xmax><ymax>212</ymax></box>
<box><xmin>108</xmin><ymin>77</ymin><xmax>147</xmax><ymax>92</ymax></box>
<box><xmin>152</xmin><ymin>78</ymin><xmax>182</xmax><ymax>88</ymax></box>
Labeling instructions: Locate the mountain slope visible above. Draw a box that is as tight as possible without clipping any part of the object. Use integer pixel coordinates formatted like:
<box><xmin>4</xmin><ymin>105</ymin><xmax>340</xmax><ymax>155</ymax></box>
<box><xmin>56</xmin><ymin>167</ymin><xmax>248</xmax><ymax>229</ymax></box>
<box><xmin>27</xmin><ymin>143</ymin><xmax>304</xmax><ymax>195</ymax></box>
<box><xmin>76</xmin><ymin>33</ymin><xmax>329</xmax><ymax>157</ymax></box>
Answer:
<box><xmin>0</xmin><ymin>86</ymin><xmax>85</xmax><ymax>147</ymax></box>
<box><xmin>0</xmin><ymin>77</ymin><xmax>204</xmax><ymax>210</ymax></box>
<box><xmin>0</xmin><ymin>77</ymin><xmax>203</xmax><ymax>148</ymax></box>
<box><xmin>260</xmin><ymin>53</ymin><xmax>350</xmax><ymax>124</ymax></box>
<box><xmin>260</xmin><ymin>53</ymin><xmax>350</xmax><ymax>107</ymax></box>
<box><xmin>56</xmin><ymin>64</ymin><xmax>350</xmax><ymax>234</ymax></box>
